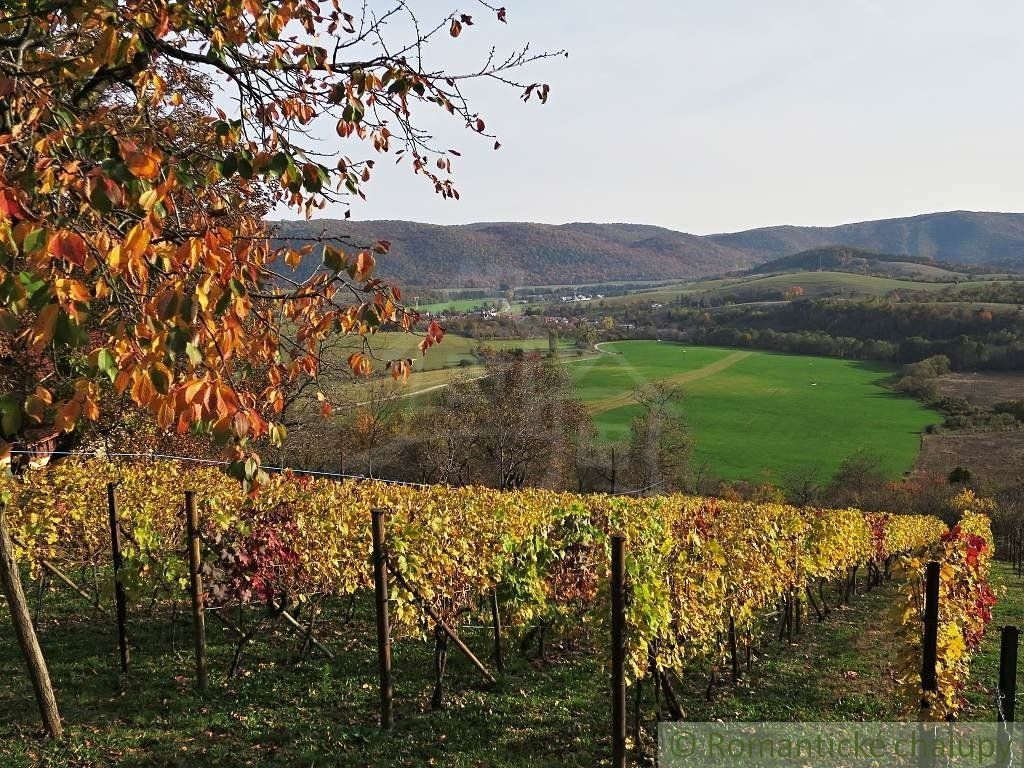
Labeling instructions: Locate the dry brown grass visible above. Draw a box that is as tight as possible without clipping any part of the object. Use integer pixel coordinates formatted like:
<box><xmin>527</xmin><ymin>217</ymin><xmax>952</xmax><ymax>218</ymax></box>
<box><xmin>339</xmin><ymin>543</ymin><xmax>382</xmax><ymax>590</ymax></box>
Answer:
<box><xmin>915</xmin><ymin>430</ymin><xmax>1024</xmax><ymax>488</ymax></box>
<box><xmin>937</xmin><ymin>371</ymin><xmax>1024</xmax><ymax>407</ymax></box>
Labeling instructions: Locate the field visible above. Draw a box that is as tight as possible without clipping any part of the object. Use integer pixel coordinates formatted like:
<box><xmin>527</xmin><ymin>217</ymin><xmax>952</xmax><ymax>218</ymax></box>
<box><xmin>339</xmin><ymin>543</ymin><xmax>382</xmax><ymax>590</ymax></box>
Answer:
<box><xmin>417</xmin><ymin>298</ymin><xmax>510</xmax><ymax>313</ymax></box>
<box><xmin>571</xmin><ymin>342</ymin><xmax>937</xmax><ymax>482</ymax></box>
<box><xmin>937</xmin><ymin>370</ymin><xmax>1024</xmax><ymax>407</ymax></box>
<box><xmin>591</xmin><ymin>271</ymin><xmax>1021</xmax><ymax>307</ymax></box>
<box><xmin>323</xmin><ymin>332</ymin><xmax>570</xmax><ymax>374</ymax></box>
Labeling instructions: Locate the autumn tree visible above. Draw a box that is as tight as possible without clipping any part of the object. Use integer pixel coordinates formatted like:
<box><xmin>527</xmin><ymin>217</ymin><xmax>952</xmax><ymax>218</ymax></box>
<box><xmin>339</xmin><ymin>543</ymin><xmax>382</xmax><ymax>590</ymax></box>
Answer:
<box><xmin>626</xmin><ymin>382</ymin><xmax>691</xmax><ymax>494</ymax></box>
<box><xmin>0</xmin><ymin>0</ymin><xmax>560</xmax><ymax>735</ymax></box>
<box><xmin>396</xmin><ymin>352</ymin><xmax>586</xmax><ymax>490</ymax></box>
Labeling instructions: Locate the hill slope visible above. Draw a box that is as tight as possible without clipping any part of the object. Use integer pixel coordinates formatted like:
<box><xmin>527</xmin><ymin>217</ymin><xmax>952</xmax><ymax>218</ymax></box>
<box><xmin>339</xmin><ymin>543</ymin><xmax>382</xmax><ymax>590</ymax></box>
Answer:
<box><xmin>707</xmin><ymin>211</ymin><xmax>1024</xmax><ymax>267</ymax></box>
<box><xmin>271</xmin><ymin>219</ymin><xmax>755</xmax><ymax>288</ymax></box>
<box><xmin>747</xmin><ymin>246</ymin><xmax>991</xmax><ymax>280</ymax></box>
<box><xmin>271</xmin><ymin>211</ymin><xmax>1024</xmax><ymax>288</ymax></box>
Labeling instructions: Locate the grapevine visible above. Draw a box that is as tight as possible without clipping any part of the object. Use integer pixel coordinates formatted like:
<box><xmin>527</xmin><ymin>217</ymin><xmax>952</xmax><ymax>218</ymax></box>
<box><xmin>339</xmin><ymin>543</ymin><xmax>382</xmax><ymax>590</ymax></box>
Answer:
<box><xmin>2</xmin><ymin>458</ymin><xmax>949</xmax><ymax>687</ymax></box>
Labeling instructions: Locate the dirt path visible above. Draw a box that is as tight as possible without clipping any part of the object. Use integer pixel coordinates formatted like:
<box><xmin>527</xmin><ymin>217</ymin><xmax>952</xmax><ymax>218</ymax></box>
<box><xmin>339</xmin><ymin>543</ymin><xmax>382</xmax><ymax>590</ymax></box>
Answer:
<box><xmin>586</xmin><ymin>349</ymin><xmax>752</xmax><ymax>415</ymax></box>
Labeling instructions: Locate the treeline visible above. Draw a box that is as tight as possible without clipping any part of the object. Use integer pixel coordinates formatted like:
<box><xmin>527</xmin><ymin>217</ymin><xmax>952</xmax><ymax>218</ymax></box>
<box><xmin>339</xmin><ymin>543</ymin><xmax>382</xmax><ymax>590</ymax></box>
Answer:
<box><xmin>579</xmin><ymin>298</ymin><xmax>1024</xmax><ymax>370</ymax></box>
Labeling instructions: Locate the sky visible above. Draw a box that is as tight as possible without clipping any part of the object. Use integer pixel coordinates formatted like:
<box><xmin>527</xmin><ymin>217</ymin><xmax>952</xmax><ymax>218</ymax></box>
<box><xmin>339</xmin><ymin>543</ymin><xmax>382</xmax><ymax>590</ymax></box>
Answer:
<box><xmin>281</xmin><ymin>1</ymin><xmax>1024</xmax><ymax>234</ymax></box>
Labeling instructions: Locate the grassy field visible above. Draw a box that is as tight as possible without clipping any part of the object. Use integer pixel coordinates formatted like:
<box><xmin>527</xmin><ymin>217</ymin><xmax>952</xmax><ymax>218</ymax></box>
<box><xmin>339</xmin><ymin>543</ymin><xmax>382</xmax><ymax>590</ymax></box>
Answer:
<box><xmin>4</xmin><ymin>560</ymin><xmax>1016</xmax><ymax>766</ymax></box>
<box><xmin>593</xmin><ymin>271</ymin><xmax>1020</xmax><ymax>307</ymax></box>
<box><xmin>323</xmin><ymin>332</ymin><xmax>569</xmax><ymax>374</ymax></box>
<box><xmin>572</xmin><ymin>342</ymin><xmax>937</xmax><ymax>482</ymax></box>
<box><xmin>417</xmin><ymin>298</ymin><xmax>509</xmax><ymax>313</ymax></box>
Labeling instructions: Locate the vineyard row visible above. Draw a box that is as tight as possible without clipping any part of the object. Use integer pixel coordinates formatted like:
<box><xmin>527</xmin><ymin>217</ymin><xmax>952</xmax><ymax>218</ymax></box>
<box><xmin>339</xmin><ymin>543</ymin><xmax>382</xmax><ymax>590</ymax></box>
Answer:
<box><xmin>0</xmin><ymin>459</ymin><xmax>994</xmax><ymax>720</ymax></box>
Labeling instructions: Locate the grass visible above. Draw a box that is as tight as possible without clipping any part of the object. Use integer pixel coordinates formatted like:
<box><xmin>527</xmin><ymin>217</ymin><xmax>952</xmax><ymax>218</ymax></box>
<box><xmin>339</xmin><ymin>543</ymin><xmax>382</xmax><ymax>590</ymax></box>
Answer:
<box><xmin>3</xmin><ymin>560</ymin><xmax>1019</xmax><ymax>766</ymax></box>
<box><xmin>417</xmin><ymin>298</ymin><xmax>508</xmax><ymax>313</ymax></box>
<box><xmin>592</xmin><ymin>272</ymin><xmax>1021</xmax><ymax>307</ymax></box>
<box><xmin>572</xmin><ymin>341</ymin><xmax>937</xmax><ymax>482</ymax></box>
<box><xmin>321</xmin><ymin>332</ymin><xmax>571</xmax><ymax>375</ymax></box>
<box><xmin>1</xmin><ymin>585</ymin><xmax>610</xmax><ymax>768</ymax></box>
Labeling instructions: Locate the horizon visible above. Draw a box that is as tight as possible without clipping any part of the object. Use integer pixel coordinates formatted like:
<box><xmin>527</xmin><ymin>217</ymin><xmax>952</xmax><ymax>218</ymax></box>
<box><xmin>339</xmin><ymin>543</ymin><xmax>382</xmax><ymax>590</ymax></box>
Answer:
<box><xmin>272</xmin><ymin>208</ymin><xmax>1024</xmax><ymax>237</ymax></box>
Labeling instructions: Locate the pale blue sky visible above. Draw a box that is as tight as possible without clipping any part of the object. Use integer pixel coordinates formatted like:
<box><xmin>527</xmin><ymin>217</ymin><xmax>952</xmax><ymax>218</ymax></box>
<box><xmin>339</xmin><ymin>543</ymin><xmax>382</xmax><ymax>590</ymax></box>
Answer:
<box><xmin>297</xmin><ymin>1</ymin><xmax>1024</xmax><ymax>233</ymax></box>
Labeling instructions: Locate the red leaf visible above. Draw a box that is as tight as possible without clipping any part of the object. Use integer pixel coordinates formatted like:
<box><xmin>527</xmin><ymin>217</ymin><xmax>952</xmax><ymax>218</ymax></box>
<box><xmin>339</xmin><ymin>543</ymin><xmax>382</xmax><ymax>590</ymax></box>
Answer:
<box><xmin>49</xmin><ymin>231</ymin><xmax>88</xmax><ymax>267</ymax></box>
<box><xmin>0</xmin><ymin>188</ymin><xmax>27</xmax><ymax>220</ymax></box>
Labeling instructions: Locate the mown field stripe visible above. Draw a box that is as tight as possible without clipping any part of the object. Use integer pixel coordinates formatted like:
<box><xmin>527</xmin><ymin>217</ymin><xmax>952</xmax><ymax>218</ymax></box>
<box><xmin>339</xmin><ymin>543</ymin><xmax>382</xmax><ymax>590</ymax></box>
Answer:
<box><xmin>585</xmin><ymin>349</ymin><xmax>752</xmax><ymax>415</ymax></box>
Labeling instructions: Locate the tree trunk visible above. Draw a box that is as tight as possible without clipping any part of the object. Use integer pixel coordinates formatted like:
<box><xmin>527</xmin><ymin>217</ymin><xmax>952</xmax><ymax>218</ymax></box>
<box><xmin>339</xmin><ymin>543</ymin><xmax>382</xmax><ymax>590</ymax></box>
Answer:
<box><xmin>0</xmin><ymin>503</ymin><xmax>63</xmax><ymax>738</ymax></box>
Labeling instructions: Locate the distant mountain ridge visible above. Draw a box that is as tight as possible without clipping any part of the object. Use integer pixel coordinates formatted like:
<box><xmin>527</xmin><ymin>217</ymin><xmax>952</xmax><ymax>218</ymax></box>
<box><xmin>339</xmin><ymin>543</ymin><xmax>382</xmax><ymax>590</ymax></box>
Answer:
<box><xmin>270</xmin><ymin>210</ymin><xmax>1024</xmax><ymax>288</ymax></box>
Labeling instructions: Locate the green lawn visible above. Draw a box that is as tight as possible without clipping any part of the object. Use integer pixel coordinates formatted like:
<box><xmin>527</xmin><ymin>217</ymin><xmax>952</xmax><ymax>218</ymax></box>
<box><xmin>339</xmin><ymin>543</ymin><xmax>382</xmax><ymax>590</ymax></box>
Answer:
<box><xmin>417</xmin><ymin>298</ymin><xmax>508</xmax><ymax>313</ymax></box>
<box><xmin>573</xmin><ymin>341</ymin><xmax>937</xmax><ymax>482</ymax></box>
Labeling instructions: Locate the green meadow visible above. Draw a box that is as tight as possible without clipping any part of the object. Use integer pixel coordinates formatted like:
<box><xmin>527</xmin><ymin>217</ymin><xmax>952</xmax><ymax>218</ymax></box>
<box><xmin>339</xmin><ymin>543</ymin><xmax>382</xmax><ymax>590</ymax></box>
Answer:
<box><xmin>571</xmin><ymin>341</ymin><xmax>937</xmax><ymax>482</ymax></box>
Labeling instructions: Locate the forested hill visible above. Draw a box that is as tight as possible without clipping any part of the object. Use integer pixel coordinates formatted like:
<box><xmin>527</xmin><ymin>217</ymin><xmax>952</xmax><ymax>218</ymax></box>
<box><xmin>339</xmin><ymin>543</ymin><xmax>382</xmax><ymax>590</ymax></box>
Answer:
<box><xmin>270</xmin><ymin>219</ymin><xmax>756</xmax><ymax>287</ymax></box>
<box><xmin>270</xmin><ymin>211</ymin><xmax>1024</xmax><ymax>288</ymax></box>
<box><xmin>707</xmin><ymin>211</ymin><xmax>1024</xmax><ymax>267</ymax></box>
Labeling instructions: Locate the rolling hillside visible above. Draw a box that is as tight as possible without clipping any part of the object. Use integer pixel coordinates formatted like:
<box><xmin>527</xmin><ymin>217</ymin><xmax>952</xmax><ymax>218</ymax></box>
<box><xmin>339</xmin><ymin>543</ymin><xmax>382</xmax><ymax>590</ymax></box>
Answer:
<box><xmin>271</xmin><ymin>211</ymin><xmax>1024</xmax><ymax>288</ymax></box>
<box><xmin>271</xmin><ymin>219</ymin><xmax>755</xmax><ymax>287</ymax></box>
<box><xmin>747</xmin><ymin>246</ymin><xmax>982</xmax><ymax>280</ymax></box>
<box><xmin>707</xmin><ymin>211</ymin><xmax>1024</xmax><ymax>267</ymax></box>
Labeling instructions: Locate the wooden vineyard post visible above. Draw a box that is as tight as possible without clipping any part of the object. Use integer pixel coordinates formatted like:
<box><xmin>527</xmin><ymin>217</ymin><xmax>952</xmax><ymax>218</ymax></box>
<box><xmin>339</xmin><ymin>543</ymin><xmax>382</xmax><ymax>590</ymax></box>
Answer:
<box><xmin>999</xmin><ymin>625</ymin><xmax>1019</xmax><ymax>723</ymax></box>
<box><xmin>184</xmin><ymin>491</ymin><xmax>208</xmax><ymax>693</ymax></box>
<box><xmin>371</xmin><ymin>508</ymin><xmax>393</xmax><ymax>730</ymax></box>
<box><xmin>728</xmin><ymin>614</ymin><xmax>739</xmax><ymax>683</ymax></box>
<box><xmin>920</xmin><ymin>561</ymin><xmax>940</xmax><ymax>712</ymax></box>
<box><xmin>998</xmin><ymin>625</ymin><xmax>1018</xmax><ymax>768</ymax></box>
<box><xmin>490</xmin><ymin>587</ymin><xmax>505</xmax><ymax>676</ymax></box>
<box><xmin>107</xmin><ymin>483</ymin><xmax>129</xmax><ymax>675</ymax></box>
<box><xmin>611</xmin><ymin>534</ymin><xmax>626</xmax><ymax>768</ymax></box>
<box><xmin>0</xmin><ymin>501</ymin><xmax>63</xmax><ymax>738</ymax></box>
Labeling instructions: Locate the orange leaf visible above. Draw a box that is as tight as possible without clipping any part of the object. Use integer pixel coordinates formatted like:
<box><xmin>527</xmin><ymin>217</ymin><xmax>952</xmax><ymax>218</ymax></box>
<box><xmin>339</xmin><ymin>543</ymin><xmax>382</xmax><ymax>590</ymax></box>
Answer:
<box><xmin>49</xmin><ymin>231</ymin><xmax>88</xmax><ymax>266</ymax></box>
<box><xmin>30</xmin><ymin>304</ymin><xmax>59</xmax><ymax>351</ymax></box>
<box><xmin>353</xmin><ymin>251</ymin><xmax>375</xmax><ymax>282</ymax></box>
<box><xmin>120</xmin><ymin>142</ymin><xmax>162</xmax><ymax>180</ymax></box>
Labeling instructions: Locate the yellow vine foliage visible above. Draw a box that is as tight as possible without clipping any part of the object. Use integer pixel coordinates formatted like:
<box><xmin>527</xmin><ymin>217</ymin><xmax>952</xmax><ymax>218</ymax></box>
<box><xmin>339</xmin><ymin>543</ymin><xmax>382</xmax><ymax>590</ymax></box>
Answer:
<box><xmin>898</xmin><ymin>502</ymin><xmax>995</xmax><ymax>719</ymax></box>
<box><xmin>2</xmin><ymin>459</ymin><xmax>947</xmax><ymax>682</ymax></box>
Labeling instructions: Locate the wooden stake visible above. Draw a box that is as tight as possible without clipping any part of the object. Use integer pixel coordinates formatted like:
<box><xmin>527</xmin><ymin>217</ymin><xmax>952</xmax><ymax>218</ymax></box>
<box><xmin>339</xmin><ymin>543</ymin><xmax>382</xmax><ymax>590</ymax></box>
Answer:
<box><xmin>371</xmin><ymin>508</ymin><xmax>393</xmax><ymax>730</ymax></box>
<box><xmin>11</xmin><ymin>535</ymin><xmax>104</xmax><ymax>614</ymax></box>
<box><xmin>611</xmin><ymin>534</ymin><xmax>626</xmax><ymax>768</ymax></box>
<box><xmin>999</xmin><ymin>625</ymin><xmax>1019</xmax><ymax>723</ymax></box>
<box><xmin>184</xmin><ymin>491</ymin><xmax>208</xmax><ymax>693</ymax></box>
<box><xmin>107</xmin><ymin>483</ymin><xmax>129</xmax><ymax>675</ymax></box>
<box><xmin>490</xmin><ymin>587</ymin><xmax>505</xmax><ymax>676</ymax></box>
<box><xmin>920</xmin><ymin>561</ymin><xmax>940</xmax><ymax>710</ymax></box>
<box><xmin>388</xmin><ymin>556</ymin><xmax>495</xmax><ymax>684</ymax></box>
<box><xmin>0</xmin><ymin>502</ymin><xmax>63</xmax><ymax>738</ymax></box>
<box><xmin>728</xmin><ymin>614</ymin><xmax>739</xmax><ymax>683</ymax></box>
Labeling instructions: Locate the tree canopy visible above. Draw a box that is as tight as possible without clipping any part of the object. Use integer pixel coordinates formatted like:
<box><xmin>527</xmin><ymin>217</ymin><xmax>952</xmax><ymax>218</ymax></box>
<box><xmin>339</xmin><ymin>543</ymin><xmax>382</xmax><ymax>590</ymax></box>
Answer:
<box><xmin>0</xmin><ymin>1</ymin><xmax>560</xmax><ymax>482</ymax></box>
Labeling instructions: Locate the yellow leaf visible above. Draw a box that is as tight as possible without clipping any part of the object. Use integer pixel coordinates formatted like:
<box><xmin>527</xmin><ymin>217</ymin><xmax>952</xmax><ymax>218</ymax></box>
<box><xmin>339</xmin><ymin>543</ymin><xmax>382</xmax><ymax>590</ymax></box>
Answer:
<box><xmin>123</xmin><ymin>223</ymin><xmax>151</xmax><ymax>260</ymax></box>
<box><xmin>30</xmin><ymin>304</ymin><xmax>59</xmax><ymax>351</ymax></box>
